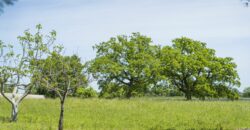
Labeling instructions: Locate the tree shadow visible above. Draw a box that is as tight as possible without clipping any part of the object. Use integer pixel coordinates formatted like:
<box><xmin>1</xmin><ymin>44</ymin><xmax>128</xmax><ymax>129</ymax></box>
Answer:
<box><xmin>0</xmin><ymin>116</ymin><xmax>11</xmax><ymax>123</ymax></box>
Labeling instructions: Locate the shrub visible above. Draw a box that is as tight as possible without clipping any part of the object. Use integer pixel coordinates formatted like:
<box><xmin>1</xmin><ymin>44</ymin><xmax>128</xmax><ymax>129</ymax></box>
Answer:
<box><xmin>75</xmin><ymin>87</ymin><xmax>97</xmax><ymax>98</ymax></box>
<box><xmin>243</xmin><ymin>87</ymin><xmax>250</xmax><ymax>97</ymax></box>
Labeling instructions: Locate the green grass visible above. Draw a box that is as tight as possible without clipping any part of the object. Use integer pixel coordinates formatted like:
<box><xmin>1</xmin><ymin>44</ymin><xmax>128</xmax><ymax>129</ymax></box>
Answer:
<box><xmin>0</xmin><ymin>97</ymin><xmax>250</xmax><ymax>130</ymax></box>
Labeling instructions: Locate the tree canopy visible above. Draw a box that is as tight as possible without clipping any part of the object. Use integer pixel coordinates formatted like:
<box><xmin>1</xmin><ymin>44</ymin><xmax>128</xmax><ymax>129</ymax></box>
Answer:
<box><xmin>88</xmin><ymin>33</ymin><xmax>162</xmax><ymax>98</ymax></box>
<box><xmin>161</xmin><ymin>37</ymin><xmax>240</xmax><ymax>100</ymax></box>
<box><xmin>35</xmin><ymin>48</ymin><xmax>88</xmax><ymax>130</ymax></box>
<box><xmin>88</xmin><ymin>34</ymin><xmax>241</xmax><ymax>100</ymax></box>
<box><xmin>35</xmin><ymin>53</ymin><xmax>88</xmax><ymax>98</ymax></box>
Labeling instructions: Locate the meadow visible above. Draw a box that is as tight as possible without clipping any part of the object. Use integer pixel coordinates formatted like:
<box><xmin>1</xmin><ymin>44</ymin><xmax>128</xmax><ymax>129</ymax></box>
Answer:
<box><xmin>0</xmin><ymin>97</ymin><xmax>250</xmax><ymax>130</ymax></box>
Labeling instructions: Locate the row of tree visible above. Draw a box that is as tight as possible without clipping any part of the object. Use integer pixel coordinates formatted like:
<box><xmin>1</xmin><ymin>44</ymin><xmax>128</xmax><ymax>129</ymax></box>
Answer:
<box><xmin>0</xmin><ymin>25</ymin><xmax>241</xmax><ymax>130</ymax></box>
<box><xmin>87</xmin><ymin>33</ymin><xmax>241</xmax><ymax>100</ymax></box>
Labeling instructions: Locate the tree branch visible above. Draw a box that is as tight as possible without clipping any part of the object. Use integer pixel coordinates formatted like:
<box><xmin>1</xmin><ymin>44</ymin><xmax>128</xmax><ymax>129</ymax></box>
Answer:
<box><xmin>0</xmin><ymin>82</ymin><xmax>14</xmax><ymax>105</ymax></box>
<box><xmin>17</xmin><ymin>84</ymin><xmax>32</xmax><ymax>104</ymax></box>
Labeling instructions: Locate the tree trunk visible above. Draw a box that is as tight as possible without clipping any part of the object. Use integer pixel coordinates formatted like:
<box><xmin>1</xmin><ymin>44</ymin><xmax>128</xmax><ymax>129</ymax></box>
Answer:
<box><xmin>186</xmin><ymin>94</ymin><xmax>192</xmax><ymax>100</ymax></box>
<box><xmin>126</xmin><ymin>88</ymin><xmax>132</xmax><ymax>98</ymax></box>
<box><xmin>11</xmin><ymin>104</ymin><xmax>18</xmax><ymax>122</ymax></box>
<box><xmin>185</xmin><ymin>91</ymin><xmax>192</xmax><ymax>100</ymax></box>
<box><xmin>126</xmin><ymin>81</ymin><xmax>134</xmax><ymax>99</ymax></box>
<box><xmin>58</xmin><ymin>100</ymin><xmax>64</xmax><ymax>130</ymax></box>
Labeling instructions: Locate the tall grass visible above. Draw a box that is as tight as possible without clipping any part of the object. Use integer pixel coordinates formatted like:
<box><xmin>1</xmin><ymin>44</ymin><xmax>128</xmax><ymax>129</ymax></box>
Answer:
<box><xmin>0</xmin><ymin>97</ymin><xmax>250</xmax><ymax>130</ymax></box>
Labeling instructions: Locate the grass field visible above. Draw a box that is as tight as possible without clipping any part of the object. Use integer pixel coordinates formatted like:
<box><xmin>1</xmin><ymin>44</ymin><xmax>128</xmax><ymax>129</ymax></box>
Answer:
<box><xmin>0</xmin><ymin>97</ymin><xmax>250</xmax><ymax>130</ymax></box>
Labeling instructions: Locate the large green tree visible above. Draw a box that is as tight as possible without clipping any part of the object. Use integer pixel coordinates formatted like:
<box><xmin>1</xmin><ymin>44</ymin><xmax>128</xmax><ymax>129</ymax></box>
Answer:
<box><xmin>88</xmin><ymin>33</ymin><xmax>162</xmax><ymax>98</ymax></box>
<box><xmin>161</xmin><ymin>37</ymin><xmax>240</xmax><ymax>100</ymax></box>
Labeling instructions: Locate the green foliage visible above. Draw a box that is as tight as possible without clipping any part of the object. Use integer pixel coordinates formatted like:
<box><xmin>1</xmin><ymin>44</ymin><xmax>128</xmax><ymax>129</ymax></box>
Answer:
<box><xmin>161</xmin><ymin>37</ymin><xmax>240</xmax><ymax>100</ymax></box>
<box><xmin>36</xmin><ymin>52</ymin><xmax>88</xmax><ymax>98</ymax></box>
<box><xmin>88</xmin><ymin>34</ymin><xmax>240</xmax><ymax>100</ymax></box>
<box><xmin>226</xmin><ymin>88</ymin><xmax>240</xmax><ymax>100</ymax></box>
<box><xmin>35</xmin><ymin>53</ymin><xmax>88</xmax><ymax>98</ymax></box>
<box><xmin>242</xmin><ymin>87</ymin><xmax>250</xmax><ymax>97</ymax></box>
<box><xmin>150</xmin><ymin>86</ymin><xmax>184</xmax><ymax>97</ymax></box>
<box><xmin>33</xmin><ymin>29</ymin><xmax>88</xmax><ymax>130</ymax></box>
<box><xmin>98</xmin><ymin>83</ymin><xmax>126</xmax><ymax>98</ymax></box>
<box><xmin>88</xmin><ymin>33</ymin><xmax>162</xmax><ymax>98</ymax></box>
<box><xmin>75</xmin><ymin>87</ymin><xmax>97</xmax><ymax>98</ymax></box>
<box><xmin>35</xmin><ymin>85</ymin><xmax>57</xmax><ymax>98</ymax></box>
<box><xmin>0</xmin><ymin>24</ymin><xmax>57</xmax><ymax>122</ymax></box>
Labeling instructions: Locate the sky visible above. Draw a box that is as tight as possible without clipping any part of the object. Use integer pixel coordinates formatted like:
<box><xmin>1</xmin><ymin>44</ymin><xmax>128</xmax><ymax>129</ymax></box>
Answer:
<box><xmin>0</xmin><ymin>0</ymin><xmax>249</xmax><ymax>91</ymax></box>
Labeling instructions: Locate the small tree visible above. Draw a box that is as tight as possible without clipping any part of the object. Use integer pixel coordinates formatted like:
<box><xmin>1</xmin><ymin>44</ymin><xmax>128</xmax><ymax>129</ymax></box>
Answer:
<box><xmin>34</xmin><ymin>55</ymin><xmax>87</xmax><ymax>98</ymax></box>
<box><xmin>0</xmin><ymin>24</ymin><xmax>56</xmax><ymax>121</ymax></box>
<box><xmin>37</xmin><ymin>50</ymin><xmax>87</xmax><ymax>130</ymax></box>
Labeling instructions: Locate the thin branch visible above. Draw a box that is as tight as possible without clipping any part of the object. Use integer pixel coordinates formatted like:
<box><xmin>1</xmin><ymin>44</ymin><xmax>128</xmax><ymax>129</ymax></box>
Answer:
<box><xmin>17</xmin><ymin>84</ymin><xmax>32</xmax><ymax>104</ymax></box>
<box><xmin>0</xmin><ymin>83</ymin><xmax>14</xmax><ymax>105</ymax></box>
<box><xmin>42</xmin><ymin>78</ymin><xmax>63</xmax><ymax>100</ymax></box>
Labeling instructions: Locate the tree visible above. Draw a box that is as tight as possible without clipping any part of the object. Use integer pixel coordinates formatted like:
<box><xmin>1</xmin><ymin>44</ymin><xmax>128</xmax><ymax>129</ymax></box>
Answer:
<box><xmin>0</xmin><ymin>0</ymin><xmax>17</xmax><ymax>12</ymax></box>
<box><xmin>150</xmin><ymin>84</ymin><xmax>183</xmax><ymax>97</ymax></box>
<box><xmin>0</xmin><ymin>24</ymin><xmax>55</xmax><ymax>121</ymax></box>
<box><xmin>36</xmin><ymin>50</ymin><xmax>87</xmax><ymax>130</ymax></box>
<box><xmin>98</xmin><ymin>82</ymin><xmax>126</xmax><ymax>98</ymax></box>
<box><xmin>88</xmin><ymin>33</ymin><xmax>162</xmax><ymax>98</ymax></box>
<box><xmin>242</xmin><ymin>87</ymin><xmax>250</xmax><ymax>97</ymax></box>
<box><xmin>161</xmin><ymin>37</ymin><xmax>240</xmax><ymax>100</ymax></box>
<box><xmin>34</xmin><ymin>54</ymin><xmax>88</xmax><ymax>98</ymax></box>
<box><xmin>75</xmin><ymin>86</ymin><xmax>97</xmax><ymax>98</ymax></box>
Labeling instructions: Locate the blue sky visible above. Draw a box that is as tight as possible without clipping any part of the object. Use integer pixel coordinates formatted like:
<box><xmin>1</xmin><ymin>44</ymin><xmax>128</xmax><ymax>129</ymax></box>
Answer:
<box><xmin>0</xmin><ymin>0</ymin><xmax>249</xmax><ymax>91</ymax></box>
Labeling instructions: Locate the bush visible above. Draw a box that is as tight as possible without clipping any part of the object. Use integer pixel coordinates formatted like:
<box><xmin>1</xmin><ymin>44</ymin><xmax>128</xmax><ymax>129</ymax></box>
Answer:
<box><xmin>99</xmin><ymin>83</ymin><xmax>126</xmax><ymax>98</ymax></box>
<box><xmin>75</xmin><ymin>87</ymin><xmax>97</xmax><ymax>98</ymax></box>
<box><xmin>35</xmin><ymin>86</ymin><xmax>57</xmax><ymax>98</ymax></box>
<box><xmin>150</xmin><ymin>86</ymin><xmax>183</xmax><ymax>97</ymax></box>
<box><xmin>243</xmin><ymin>87</ymin><xmax>250</xmax><ymax>97</ymax></box>
<box><xmin>227</xmin><ymin>88</ymin><xmax>240</xmax><ymax>100</ymax></box>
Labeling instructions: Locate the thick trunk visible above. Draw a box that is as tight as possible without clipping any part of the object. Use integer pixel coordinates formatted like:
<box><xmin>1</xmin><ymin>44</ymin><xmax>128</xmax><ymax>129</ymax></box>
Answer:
<box><xmin>185</xmin><ymin>88</ymin><xmax>192</xmax><ymax>100</ymax></box>
<box><xmin>58</xmin><ymin>100</ymin><xmax>64</xmax><ymax>130</ymax></box>
<box><xmin>186</xmin><ymin>94</ymin><xmax>192</xmax><ymax>100</ymax></box>
<box><xmin>180</xmin><ymin>86</ymin><xmax>192</xmax><ymax>100</ymax></box>
<box><xmin>11</xmin><ymin>104</ymin><xmax>18</xmax><ymax>122</ymax></box>
<box><xmin>1</xmin><ymin>83</ymin><xmax>31</xmax><ymax>122</ymax></box>
<box><xmin>126</xmin><ymin>81</ymin><xmax>134</xmax><ymax>99</ymax></box>
<box><xmin>126</xmin><ymin>87</ymin><xmax>133</xmax><ymax>98</ymax></box>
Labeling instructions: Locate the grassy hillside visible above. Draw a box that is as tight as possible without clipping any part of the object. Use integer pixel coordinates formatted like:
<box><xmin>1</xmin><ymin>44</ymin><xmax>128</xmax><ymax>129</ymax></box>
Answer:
<box><xmin>0</xmin><ymin>97</ymin><xmax>250</xmax><ymax>130</ymax></box>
